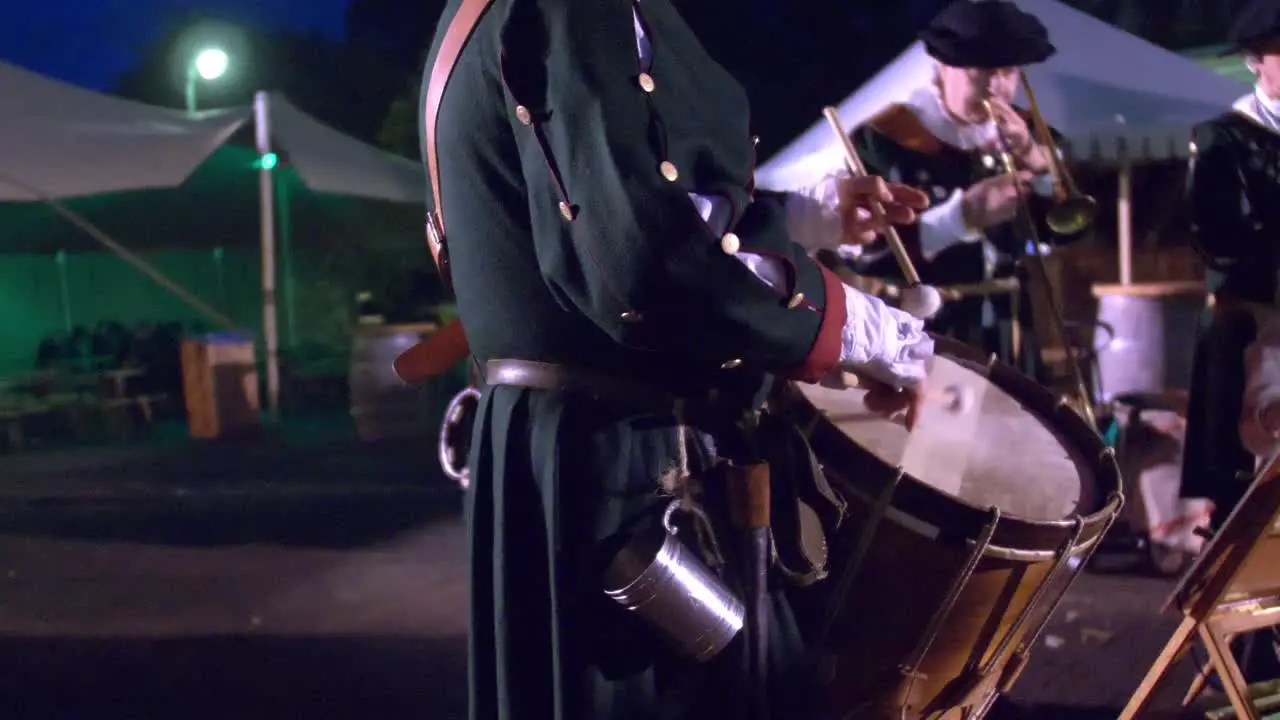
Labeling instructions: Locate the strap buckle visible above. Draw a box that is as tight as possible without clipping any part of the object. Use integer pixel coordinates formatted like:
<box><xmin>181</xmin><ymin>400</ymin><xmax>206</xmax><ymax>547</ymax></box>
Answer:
<box><xmin>426</xmin><ymin>210</ymin><xmax>446</xmax><ymax>249</ymax></box>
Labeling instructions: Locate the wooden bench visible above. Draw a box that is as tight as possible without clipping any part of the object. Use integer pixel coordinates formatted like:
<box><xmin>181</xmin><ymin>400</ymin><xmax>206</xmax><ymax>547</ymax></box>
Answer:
<box><xmin>0</xmin><ymin>401</ymin><xmax>57</xmax><ymax>451</ymax></box>
<box><xmin>99</xmin><ymin>393</ymin><xmax>169</xmax><ymax>439</ymax></box>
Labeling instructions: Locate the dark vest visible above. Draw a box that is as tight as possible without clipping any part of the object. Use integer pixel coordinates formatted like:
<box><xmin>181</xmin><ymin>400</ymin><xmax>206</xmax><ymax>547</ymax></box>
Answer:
<box><xmin>1190</xmin><ymin>111</ymin><xmax>1280</xmax><ymax>304</ymax></box>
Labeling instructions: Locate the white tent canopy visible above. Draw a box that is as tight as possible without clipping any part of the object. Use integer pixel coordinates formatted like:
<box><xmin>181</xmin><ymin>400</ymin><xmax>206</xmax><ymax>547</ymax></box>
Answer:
<box><xmin>0</xmin><ymin>59</ymin><xmax>431</xmax><ymax>417</ymax></box>
<box><xmin>0</xmin><ymin>61</ymin><xmax>250</xmax><ymax>202</ymax></box>
<box><xmin>0</xmin><ymin>60</ymin><xmax>425</xmax><ymax>205</ymax></box>
<box><xmin>757</xmin><ymin>0</ymin><xmax>1247</xmax><ymax>192</ymax></box>
<box><xmin>268</xmin><ymin>93</ymin><xmax>424</xmax><ymax>204</ymax></box>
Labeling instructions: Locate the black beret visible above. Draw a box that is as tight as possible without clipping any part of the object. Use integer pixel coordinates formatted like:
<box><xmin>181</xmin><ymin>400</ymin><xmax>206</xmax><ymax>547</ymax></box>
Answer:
<box><xmin>1223</xmin><ymin>0</ymin><xmax>1280</xmax><ymax>55</ymax></box>
<box><xmin>920</xmin><ymin>0</ymin><xmax>1056</xmax><ymax>69</ymax></box>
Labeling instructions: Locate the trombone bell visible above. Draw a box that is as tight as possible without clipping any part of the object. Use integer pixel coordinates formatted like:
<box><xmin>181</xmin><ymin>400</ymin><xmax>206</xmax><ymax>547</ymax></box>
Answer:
<box><xmin>1046</xmin><ymin>193</ymin><xmax>1097</xmax><ymax>236</ymax></box>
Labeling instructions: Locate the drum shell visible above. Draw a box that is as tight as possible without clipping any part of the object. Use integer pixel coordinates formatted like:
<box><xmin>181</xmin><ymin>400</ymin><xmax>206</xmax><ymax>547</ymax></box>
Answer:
<box><xmin>1092</xmin><ymin>286</ymin><xmax>1204</xmax><ymax>403</ymax></box>
<box><xmin>792</xmin><ymin>472</ymin><xmax>1068</xmax><ymax>717</ymax></box>
<box><xmin>777</xmin><ymin>336</ymin><xmax>1122</xmax><ymax>718</ymax></box>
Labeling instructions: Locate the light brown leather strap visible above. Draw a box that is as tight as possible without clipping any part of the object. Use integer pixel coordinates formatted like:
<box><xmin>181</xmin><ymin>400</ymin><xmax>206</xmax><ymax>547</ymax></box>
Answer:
<box><xmin>424</xmin><ymin>0</ymin><xmax>498</xmax><ymax>281</ymax></box>
<box><xmin>395</xmin><ymin>2</ymin><xmax>493</xmax><ymax>385</ymax></box>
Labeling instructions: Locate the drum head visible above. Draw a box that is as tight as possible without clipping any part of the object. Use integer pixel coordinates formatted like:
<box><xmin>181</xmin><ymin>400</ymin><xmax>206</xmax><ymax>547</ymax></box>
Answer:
<box><xmin>798</xmin><ymin>354</ymin><xmax>1096</xmax><ymax>521</ymax></box>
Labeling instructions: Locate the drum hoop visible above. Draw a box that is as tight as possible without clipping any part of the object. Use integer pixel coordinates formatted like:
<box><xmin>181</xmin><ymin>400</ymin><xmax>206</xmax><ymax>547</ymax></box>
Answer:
<box><xmin>825</xmin><ymin>472</ymin><xmax>1105</xmax><ymax>563</ymax></box>
<box><xmin>779</xmin><ymin>335</ymin><xmax>1123</xmax><ymax>554</ymax></box>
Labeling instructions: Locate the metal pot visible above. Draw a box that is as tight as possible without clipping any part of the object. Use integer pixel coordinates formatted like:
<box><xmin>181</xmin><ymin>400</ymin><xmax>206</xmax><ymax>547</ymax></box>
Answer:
<box><xmin>603</xmin><ymin>501</ymin><xmax>745</xmax><ymax>662</ymax></box>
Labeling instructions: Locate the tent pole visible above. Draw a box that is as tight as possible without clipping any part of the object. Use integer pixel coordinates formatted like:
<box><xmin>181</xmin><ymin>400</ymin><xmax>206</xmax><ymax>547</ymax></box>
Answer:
<box><xmin>213</xmin><ymin>246</ymin><xmax>226</xmax><ymax>310</ymax></box>
<box><xmin>279</xmin><ymin>176</ymin><xmax>298</xmax><ymax>350</ymax></box>
<box><xmin>1118</xmin><ymin>157</ymin><xmax>1132</xmax><ymax>285</ymax></box>
<box><xmin>55</xmin><ymin>250</ymin><xmax>71</xmax><ymax>333</ymax></box>
<box><xmin>255</xmin><ymin>92</ymin><xmax>281</xmax><ymax>420</ymax></box>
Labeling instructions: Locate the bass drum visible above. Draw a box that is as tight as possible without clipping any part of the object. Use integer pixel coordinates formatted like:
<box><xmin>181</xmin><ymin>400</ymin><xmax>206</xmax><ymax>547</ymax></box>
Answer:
<box><xmin>773</xmin><ymin>336</ymin><xmax>1123</xmax><ymax>719</ymax></box>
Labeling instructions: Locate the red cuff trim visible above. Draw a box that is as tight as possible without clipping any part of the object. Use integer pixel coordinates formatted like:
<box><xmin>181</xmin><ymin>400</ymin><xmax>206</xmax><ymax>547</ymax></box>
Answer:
<box><xmin>783</xmin><ymin>265</ymin><xmax>845</xmax><ymax>383</ymax></box>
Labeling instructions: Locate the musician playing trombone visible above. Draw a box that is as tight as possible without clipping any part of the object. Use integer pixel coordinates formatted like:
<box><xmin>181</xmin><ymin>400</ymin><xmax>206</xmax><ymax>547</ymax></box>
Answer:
<box><xmin>840</xmin><ymin>0</ymin><xmax>1085</xmax><ymax>382</ymax></box>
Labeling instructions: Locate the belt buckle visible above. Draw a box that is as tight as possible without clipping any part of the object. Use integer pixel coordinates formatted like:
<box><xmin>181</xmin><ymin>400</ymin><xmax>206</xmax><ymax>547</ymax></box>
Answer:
<box><xmin>426</xmin><ymin>210</ymin><xmax>446</xmax><ymax>248</ymax></box>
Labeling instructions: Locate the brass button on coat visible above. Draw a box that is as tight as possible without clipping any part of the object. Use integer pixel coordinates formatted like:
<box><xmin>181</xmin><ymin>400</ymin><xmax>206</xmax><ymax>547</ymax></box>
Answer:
<box><xmin>720</xmin><ymin>233</ymin><xmax>741</xmax><ymax>255</ymax></box>
<box><xmin>720</xmin><ymin>358</ymin><xmax>743</xmax><ymax>370</ymax></box>
<box><xmin>637</xmin><ymin>73</ymin><xmax>656</xmax><ymax>92</ymax></box>
<box><xmin>659</xmin><ymin>161</ymin><xmax>679</xmax><ymax>182</ymax></box>
<box><xmin>787</xmin><ymin>292</ymin><xmax>805</xmax><ymax>309</ymax></box>
<box><xmin>558</xmin><ymin>201</ymin><xmax>578</xmax><ymax>221</ymax></box>
<box><xmin>515</xmin><ymin>105</ymin><xmax>533</xmax><ymax>125</ymax></box>
<box><xmin>620</xmin><ymin>311</ymin><xmax>643</xmax><ymax>322</ymax></box>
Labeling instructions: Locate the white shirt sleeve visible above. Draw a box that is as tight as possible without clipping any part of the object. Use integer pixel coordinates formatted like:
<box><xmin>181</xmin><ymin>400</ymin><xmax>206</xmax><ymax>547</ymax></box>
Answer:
<box><xmin>918</xmin><ymin>189</ymin><xmax>984</xmax><ymax>261</ymax></box>
<box><xmin>917</xmin><ymin>171</ymin><xmax>1053</xmax><ymax>261</ymax></box>
<box><xmin>686</xmin><ymin>191</ymin><xmax>790</xmax><ymax>290</ymax></box>
<box><xmin>784</xmin><ymin>171</ymin><xmax>847</xmax><ymax>255</ymax></box>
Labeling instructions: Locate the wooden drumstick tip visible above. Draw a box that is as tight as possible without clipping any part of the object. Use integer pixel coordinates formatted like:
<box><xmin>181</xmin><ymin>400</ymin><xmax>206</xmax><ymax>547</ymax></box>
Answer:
<box><xmin>899</xmin><ymin>284</ymin><xmax>943</xmax><ymax>320</ymax></box>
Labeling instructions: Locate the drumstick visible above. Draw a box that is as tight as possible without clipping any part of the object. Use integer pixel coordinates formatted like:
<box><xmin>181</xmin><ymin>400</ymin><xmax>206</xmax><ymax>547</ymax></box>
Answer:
<box><xmin>822</xmin><ymin>107</ymin><xmax>920</xmax><ymax>284</ymax></box>
<box><xmin>821</xmin><ymin>107</ymin><xmax>942</xmax><ymax>320</ymax></box>
<box><xmin>876</xmin><ymin>277</ymin><xmax>1021</xmax><ymax>302</ymax></box>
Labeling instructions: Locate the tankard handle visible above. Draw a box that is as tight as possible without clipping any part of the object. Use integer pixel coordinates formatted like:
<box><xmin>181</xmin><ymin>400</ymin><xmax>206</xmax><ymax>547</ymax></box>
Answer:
<box><xmin>661</xmin><ymin>499</ymin><xmax>718</xmax><ymax>539</ymax></box>
<box><xmin>439</xmin><ymin>386</ymin><xmax>482</xmax><ymax>489</ymax></box>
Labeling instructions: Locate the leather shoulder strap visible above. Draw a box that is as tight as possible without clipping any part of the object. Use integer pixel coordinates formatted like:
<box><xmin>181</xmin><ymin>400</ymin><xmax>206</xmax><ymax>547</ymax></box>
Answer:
<box><xmin>392</xmin><ymin>1</ymin><xmax>493</xmax><ymax>385</ymax></box>
<box><xmin>423</xmin><ymin>0</ymin><xmax>498</xmax><ymax>281</ymax></box>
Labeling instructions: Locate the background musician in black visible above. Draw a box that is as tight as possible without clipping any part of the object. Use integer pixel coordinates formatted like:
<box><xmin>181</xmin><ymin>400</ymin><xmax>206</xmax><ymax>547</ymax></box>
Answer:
<box><xmin>1182</xmin><ymin>0</ymin><xmax>1280</xmax><ymax>529</ymax></box>
<box><xmin>848</xmin><ymin>0</ymin><xmax>1085</xmax><ymax>382</ymax></box>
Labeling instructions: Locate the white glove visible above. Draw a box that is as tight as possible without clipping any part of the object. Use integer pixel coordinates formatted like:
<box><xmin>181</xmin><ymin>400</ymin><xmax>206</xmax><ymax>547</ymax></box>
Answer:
<box><xmin>835</xmin><ymin>284</ymin><xmax>933</xmax><ymax>389</ymax></box>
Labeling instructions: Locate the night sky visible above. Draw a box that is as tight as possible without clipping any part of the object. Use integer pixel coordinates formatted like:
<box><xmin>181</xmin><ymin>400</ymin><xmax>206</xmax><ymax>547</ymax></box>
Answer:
<box><xmin>0</xmin><ymin>0</ymin><xmax>350</xmax><ymax>91</ymax></box>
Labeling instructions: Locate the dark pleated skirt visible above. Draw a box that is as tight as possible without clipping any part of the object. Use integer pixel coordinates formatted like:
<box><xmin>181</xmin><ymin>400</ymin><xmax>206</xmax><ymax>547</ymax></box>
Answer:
<box><xmin>465</xmin><ymin>384</ymin><xmax>821</xmax><ymax>720</ymax></box>
<box><xmin>1180</xmin><ymin>307</ymin><xmax>1258</xmax><ymax>524</ymax></box>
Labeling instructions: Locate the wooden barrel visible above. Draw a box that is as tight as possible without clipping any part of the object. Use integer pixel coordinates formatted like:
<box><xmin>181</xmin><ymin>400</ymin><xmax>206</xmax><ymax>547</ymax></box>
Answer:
<box><xmin>348</xmin><ymin>322</ymin><xmax>466</xmax><ymax>442</ymax></box>
<box><xmin>1091</xmin><ymin>281</ymin><xmax>1206</xmax><ymax>403</ymax></box>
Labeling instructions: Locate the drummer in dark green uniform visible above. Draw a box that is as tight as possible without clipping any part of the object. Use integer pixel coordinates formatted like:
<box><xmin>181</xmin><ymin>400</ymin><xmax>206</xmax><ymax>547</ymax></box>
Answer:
<box><xmin>837</xmin><ymin>0</ymin><xmax>1084</xmax><ymax>382</ymax></box>
<box><xmin>412</xmin><ymin>0</ymin><xmax>935</xmax><ymax>717</ymax></box>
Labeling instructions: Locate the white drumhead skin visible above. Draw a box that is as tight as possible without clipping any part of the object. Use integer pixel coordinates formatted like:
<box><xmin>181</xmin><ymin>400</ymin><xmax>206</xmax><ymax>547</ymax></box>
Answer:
<box><xmin>799</xmin><ymin>354</ymin><xmax>1096</xmax><ymax>521</ymax></box>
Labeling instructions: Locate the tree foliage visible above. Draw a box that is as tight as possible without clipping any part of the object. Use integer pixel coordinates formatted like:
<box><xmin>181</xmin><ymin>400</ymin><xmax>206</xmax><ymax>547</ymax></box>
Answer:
<box><xmin>114</xmin><ymin>1</ymin><xmax>1241</xmax><ymax>168</ymax></box>
<box><xmin>114</xmin><ymin>2</ymin><xmax>449</xmax><ymax>150</ymax></box>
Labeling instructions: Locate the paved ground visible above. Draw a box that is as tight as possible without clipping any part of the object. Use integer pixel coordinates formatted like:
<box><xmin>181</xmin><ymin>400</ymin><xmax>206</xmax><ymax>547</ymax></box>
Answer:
<box><xmin>0</xmin><ymin>431</ymin><xmax>1236</xmax><ymax>719</ymax></box>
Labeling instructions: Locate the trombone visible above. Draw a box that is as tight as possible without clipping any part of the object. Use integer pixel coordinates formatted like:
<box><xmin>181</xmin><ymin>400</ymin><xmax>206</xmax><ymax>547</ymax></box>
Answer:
<box><xmin>984</xmin><ymin>73</ymin><xmax>1098</xmax><ymax>429</ymax></box>
<box><xmin>989</xmin><ymin>75</ymin><xmax>1098</xmax><ymax>236</ymax></box>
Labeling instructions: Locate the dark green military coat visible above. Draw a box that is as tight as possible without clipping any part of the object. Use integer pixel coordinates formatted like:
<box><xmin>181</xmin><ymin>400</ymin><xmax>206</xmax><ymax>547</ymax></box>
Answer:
<box><xmin>422</xmin><ymin>1</ymin><xmax>848</xmax><ymax>717</ymax></box>
<box><xmin>848</xmin><ymin>100</ymin><xmax>1081</xmax><ymax>382</ymax></box>
<box><xmin>1181</xmin><ymin>108</ymin><xmax>1280</xmax><ymax>519</ymax></box>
